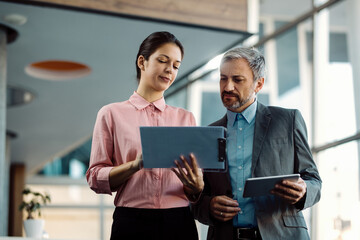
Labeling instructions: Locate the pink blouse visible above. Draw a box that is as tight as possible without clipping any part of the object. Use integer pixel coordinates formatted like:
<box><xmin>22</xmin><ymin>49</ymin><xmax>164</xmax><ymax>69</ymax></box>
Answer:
<box><xmin>86</xmin><ymin>92</ymin><xmax>196</xmax><ymax>208</ymax></box>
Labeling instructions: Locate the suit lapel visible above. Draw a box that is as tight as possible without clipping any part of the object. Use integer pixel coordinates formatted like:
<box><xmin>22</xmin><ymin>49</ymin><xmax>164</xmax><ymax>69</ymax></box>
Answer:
<box><xmin>251</xmin><ymin>103</ymin><xmax>271</xmax><ymax>176</ymax></box>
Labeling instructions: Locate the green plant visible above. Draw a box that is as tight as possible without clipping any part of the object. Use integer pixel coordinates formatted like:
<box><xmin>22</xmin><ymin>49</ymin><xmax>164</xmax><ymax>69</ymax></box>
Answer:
<box><xmin>19</xmin><ymin>188</ymin><xmax>51</xmax><ymax>219</ymax></box>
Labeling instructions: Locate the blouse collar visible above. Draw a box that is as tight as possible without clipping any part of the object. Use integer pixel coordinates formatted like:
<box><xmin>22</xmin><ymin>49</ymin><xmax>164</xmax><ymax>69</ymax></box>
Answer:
<box><xmin>129</xmin><ymin>91</ymin><xmax>166</xmax><ymax>112</ymax></box>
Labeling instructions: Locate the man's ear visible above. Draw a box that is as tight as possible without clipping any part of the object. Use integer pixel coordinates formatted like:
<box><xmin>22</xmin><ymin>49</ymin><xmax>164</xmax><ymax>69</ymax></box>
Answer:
<box><xmin>254</xmin><ymin>77</ymin><xmax>264</xmax><ymax>94</ymax></box>
<box><xmin>137</xmin><ymin>55</ymin><xmax>145</xmax><ymax>71</ymax></box>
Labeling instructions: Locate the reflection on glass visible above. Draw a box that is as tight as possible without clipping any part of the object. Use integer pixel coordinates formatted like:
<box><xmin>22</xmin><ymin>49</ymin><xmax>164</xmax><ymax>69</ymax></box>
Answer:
<box><xmin>27</xmin><ymin>185</ymin><xmax>100</xmax><ymax>206</ymax></box>
<box><xmin>316</xmin><ymin>142</ymin><xmax>360</xmax><ymax>240</ymax></box>
<box><xmin>41</xmin><ymin>209</ymin><xmax>100</xmax><ymax>239</ymax></box>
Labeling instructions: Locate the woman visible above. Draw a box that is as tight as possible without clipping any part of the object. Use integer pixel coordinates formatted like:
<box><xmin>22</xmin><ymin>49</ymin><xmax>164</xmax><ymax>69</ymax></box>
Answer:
<box><xmin>86</xmin><ymin>31</ymin><xmax>204</xmax><ymax>240</ymax></box>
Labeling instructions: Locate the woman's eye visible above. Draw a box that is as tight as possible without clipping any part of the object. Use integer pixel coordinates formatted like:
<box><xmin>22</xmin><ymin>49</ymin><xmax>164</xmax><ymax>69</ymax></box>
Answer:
<box><xmin>158</xmin><ymin>59</ymin><xmax>167</xmax><ymax>63</ymax></box>
<box><xmin>173</xmin><ymin>65</ymin><xmax>179</xmax><ymax>70</ymax></box>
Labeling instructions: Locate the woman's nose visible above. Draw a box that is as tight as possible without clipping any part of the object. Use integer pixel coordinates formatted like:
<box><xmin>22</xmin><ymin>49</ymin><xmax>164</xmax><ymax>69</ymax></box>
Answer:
<box><xmin>165</xmin><ymin>64</ymin><xmax>172</xmax><ymax>73</ymax></box>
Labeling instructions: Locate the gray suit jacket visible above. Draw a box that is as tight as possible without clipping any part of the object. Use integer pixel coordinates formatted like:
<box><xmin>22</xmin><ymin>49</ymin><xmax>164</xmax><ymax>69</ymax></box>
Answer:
<box><xmin>192</xmin><ymin>102</ymin><xmax>322</xmax><ymax>240</ymax></box>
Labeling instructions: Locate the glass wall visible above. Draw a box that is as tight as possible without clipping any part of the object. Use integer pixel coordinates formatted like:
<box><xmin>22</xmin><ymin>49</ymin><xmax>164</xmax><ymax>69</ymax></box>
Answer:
<box><xmin>24</xmin><ymin>182</ymin><xmax>115</xmax><ymax>240</ymax></box>
<box><xmin>186</xmin><ymin>1</ymin><xmax>359</xmax><ymax>239</ymax></box>
<box><xmin>313</xmin><ymin>1</ymin><xmax>360</xmax><ymax>239</ymax></box>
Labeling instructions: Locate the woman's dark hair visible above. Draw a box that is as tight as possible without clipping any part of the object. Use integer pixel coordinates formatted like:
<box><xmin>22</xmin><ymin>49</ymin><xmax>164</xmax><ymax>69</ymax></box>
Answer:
<box><xmin>135</xmin><ymin>31</ymin><xmax>184</xmax><ymax>82</ymax></box>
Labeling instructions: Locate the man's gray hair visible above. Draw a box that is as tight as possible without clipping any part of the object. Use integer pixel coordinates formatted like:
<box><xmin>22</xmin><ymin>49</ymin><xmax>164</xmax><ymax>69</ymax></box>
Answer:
<box><xmin>221</xmin><ymin>47</ymin><xmax>266</xmax><ymax>81</ymax></box>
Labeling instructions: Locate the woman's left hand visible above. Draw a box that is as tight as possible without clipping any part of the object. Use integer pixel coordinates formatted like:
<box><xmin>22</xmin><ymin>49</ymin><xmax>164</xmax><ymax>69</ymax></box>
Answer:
<box><xmin>172</xmin><ymin>153</ymin><xmax>204</xmax><ymax>197</ymax></box>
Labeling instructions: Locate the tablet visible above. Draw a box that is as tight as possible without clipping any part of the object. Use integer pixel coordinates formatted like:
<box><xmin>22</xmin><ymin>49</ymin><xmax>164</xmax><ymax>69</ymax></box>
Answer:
<box><xmin>243</xmin><ymin>174</ymin><xmax>300</xmax><ymax>198</ymax></box>
<box><xmin>140</xmin><ymin>126</ymin><xmax>226</xmax><ymax>171</ymax></box>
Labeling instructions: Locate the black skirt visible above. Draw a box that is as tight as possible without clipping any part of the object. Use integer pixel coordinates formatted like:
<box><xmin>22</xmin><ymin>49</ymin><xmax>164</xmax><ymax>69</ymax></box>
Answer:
<box><xmin>110</xmin><ymin>206</ymin><xmax>198</xmax><ymax>240</ymax></box>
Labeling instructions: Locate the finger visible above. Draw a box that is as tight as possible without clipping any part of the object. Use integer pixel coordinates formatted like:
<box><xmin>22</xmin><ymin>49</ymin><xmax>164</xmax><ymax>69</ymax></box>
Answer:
<box><xmin>271</xmin><ymin>188</ymin><xmax>302</xmax><ymax>203</ymax></box>
<box><xmin>281</xmin><ymin>181</ymin><xmax>303</xmax><ymax>192</ymax></box>
<box><xmin>275</xmin><ymin>183</ymin><xmax>304</xmax><ymax>198</ymax></box>
<box><xmin>213</xmin><ymin>209</ymin><xmax>239</xmax><ymax>222</ymax></box>
<box><xmin>272</xmin><ymin>186</ymin><xmax>299</xmax><ymax>199</ymax></box>
<box><xmin>216</xmin><ymin>196</ymin><xmax>239</xmax><ymax>207</ymax></box>
<box><xmin>189</xmin><ymin>153</ymin><xmax>199</xmax><ymax>171</ymax></box>
<box><xmin>272</xmin><ymin>191</ymin><xmax>298</xmax><ymax>204</ymax></box>
<box><xmin>172</xmin><ymin>168</ymin><xmax>187</xmax><ymax>184</ymax></box>
<box><xmin>215</xmin><ymin>201</ymin><xmax>241</xmax><ymax>213</ymax></box>
<box><xmin>282</xmin><ymin>177</ymin><xmax>306</xmax><ymax>190</ymax></box>
<box><xmin>180</xmin><ymin>156</ymin><xmax>194</xmax><ymax>179</ymax></box>
<box><xmin>189</xmin><ymin>153</ymin><xmax>203</xmax><ymax>178</ymax></box>
<box><xmin>211</xmin><ymin>209</ymin><xmax>224</xmax><ymax>221</ymax></box>
<box><xmin>212</xmin><ymin>196</ymin><xmax>240</xmax><ymax>214</ymax></box>
<box><xmin>171</xmin><ymin>167</ymin><xmax>181</xmax><ymax>178</ymax></box>
<box><xmin>174</xmin><ymin>160</ymin><xmax>190</xmax><ymax>183</ymax></box>
<box><xmin>174</xmin><ymin>160</ymin><xmax>188</xmax><ymax>177</ymax></box>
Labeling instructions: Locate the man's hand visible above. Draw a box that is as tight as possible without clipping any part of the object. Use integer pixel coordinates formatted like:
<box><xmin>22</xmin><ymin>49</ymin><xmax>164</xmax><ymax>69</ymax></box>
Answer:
<box><xmin>271</xmin><ymin>177</ymin><xmax>307</xmax><ymax>204</ymax></box>
<box><xmin>210</xmin><ymin>195</ymin><xmax>241</xmax><ymax>222</ymax></box>
<box><xmin>172</xmin><ymin>154</ymin><xmax>204</xmax><ymax>197</ymax></box>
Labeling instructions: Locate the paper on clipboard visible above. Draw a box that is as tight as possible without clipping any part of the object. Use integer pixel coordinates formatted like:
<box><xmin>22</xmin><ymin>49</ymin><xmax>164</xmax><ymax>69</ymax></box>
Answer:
<box><xmin>243</xmin><ymin>174</ymin><xmax>300</xmax><ymax>198</ymax></box>
<box><xmin>140</xmin><ymin>126</ymin><xmax>226</xmax><ymax>171</ymax></box>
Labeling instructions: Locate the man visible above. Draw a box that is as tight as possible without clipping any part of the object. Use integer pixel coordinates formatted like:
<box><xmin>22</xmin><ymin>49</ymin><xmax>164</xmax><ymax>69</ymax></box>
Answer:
<box><xmin>192</xmin><ymin>47</ymin><xmax>321</xmax><ymax>240</ymax></box>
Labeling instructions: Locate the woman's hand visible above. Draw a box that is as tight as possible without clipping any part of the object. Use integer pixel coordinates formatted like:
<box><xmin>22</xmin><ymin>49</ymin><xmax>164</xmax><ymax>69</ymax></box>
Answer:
<box><xmin>132</xmin><ymin>153</ymin><xmax>143</xmax><ymax>170</ymax></box>
<box><xmin>172</xmin><ymin>153</ymin><xmax>204</xmax><ymax>200</ymax></box>
<box><xmin>109</xmin><ymin>153</ymin><xmax>143</xmax><ymax>191</ymax></box>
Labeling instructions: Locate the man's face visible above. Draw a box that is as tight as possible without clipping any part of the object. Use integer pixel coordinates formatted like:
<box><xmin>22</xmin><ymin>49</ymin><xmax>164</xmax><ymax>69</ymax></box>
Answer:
<box><xmin>220</xmin><ymin>58</ymin><xmax>264</xmax><ymax>113</ymax></box>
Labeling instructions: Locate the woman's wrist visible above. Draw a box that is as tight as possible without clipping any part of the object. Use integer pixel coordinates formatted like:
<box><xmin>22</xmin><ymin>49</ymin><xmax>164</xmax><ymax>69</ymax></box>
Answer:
<box><xmin>132</xmin><ymin>153</ymin><xmax>143</xmax><ymax>171</ymax></box>
<box><xmin>184</xmin><ymin>186</ymin><xmax>202</xmax><ymax>202</ymax></box>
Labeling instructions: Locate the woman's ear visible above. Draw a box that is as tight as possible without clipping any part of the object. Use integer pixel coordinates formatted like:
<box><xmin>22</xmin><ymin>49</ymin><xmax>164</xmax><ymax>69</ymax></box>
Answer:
<box><xmin>137</xmin><ymin>55</ymin><xmax>145</xmax><ymax>71</ymax></box>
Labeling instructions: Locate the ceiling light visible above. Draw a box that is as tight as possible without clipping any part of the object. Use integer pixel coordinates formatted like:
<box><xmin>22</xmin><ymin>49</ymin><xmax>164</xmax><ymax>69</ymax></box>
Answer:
<box><xmin>3</xmin><ymin>14</ymin><xmax>27</xmax><ymax>26</ymax></box>
<box><xmin>25</xmin><ymin>60</ymin><xmax>91</xmax><ymax>81</ymax></box>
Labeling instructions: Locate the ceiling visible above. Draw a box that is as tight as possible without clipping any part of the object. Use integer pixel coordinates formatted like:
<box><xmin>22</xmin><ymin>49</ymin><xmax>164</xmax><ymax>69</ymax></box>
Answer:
<box><xmin>0</xmin><ymin>0</ymin><xmax>251</xmax><ymax>174</ymax></box>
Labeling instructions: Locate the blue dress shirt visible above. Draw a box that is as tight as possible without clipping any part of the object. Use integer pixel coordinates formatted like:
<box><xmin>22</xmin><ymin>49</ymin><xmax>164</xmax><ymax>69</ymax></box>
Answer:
<box><xmin>226</xmin><ymin>100</ymin><xmax>257</xmax><ymax>228</ymax></box>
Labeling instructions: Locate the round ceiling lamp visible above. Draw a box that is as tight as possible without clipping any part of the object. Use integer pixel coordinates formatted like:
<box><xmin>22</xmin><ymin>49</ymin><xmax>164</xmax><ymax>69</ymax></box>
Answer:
<box><xmin>25</xmin><ymin>60</ymin><xmax>91</xmax><ymax>81</ymax></box>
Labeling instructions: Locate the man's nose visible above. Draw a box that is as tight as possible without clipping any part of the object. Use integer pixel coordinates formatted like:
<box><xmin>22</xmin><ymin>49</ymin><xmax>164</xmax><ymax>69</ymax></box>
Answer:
<box><xmin>224</xmin><ymin>80</ymin><xmax>235</xmax><ymax>91</ymax></box>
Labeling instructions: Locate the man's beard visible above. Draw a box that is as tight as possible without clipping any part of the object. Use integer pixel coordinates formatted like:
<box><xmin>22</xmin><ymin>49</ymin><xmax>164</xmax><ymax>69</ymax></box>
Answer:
<box><xmin>221</xmin><ymin>91</ymin><xmax>253</xmax><ymax>111</ymax></box>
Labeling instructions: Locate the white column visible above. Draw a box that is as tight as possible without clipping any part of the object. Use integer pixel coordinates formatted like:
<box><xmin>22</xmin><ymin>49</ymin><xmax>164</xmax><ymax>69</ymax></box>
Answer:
<box><xmin>0</xmin><ymin>26</ymin><xmax>9</xmax><ymax>236</ymax></box>
<box><xmin>346</xmin><ymin>0</ymin><xmax>360</xmax><ymax>200</ymax></box>
<box><xmin>312</xmin><ymin>0</ymin><xmax>329</xmax><ymax>146</ymax></box>
<box><xmin>244</xmin><ymin>0</ymin><xmax>259</xmax><ymax>46</ymax></box>
<box><xmin>312</xmin><ymin>0</ymin><xmax>329</xmax><ymax>239</ymax></box>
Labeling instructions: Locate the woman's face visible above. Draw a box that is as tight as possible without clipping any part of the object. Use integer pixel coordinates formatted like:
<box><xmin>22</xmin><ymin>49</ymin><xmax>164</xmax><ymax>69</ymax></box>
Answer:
<box><xmin>138</xmin><ymin>42</ymin><xmax>182</xmax><ymax>94</ymax></box>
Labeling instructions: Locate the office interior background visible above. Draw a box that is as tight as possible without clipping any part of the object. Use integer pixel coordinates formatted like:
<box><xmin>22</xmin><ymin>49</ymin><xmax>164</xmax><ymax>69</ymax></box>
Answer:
<box><xmin>1</xmin><ymin>0</ymin><xmax>359</xmax><ymax>239</ymax></box>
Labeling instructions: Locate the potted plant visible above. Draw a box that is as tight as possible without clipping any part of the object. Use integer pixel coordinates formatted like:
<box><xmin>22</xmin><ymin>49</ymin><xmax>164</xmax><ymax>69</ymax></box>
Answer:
<box><xmin>19</xmin><ymin>188</ymin><xmax>51</xmax><ymax>238</ymax></box>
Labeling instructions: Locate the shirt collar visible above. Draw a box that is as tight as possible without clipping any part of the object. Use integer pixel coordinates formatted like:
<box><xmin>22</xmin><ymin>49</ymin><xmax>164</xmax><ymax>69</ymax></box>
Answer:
<box><xmin>129</xmin><ymin>91</ymin><xmax>166</xmax><ymax>112</ymax></box>
<box><xmin>226</xmin><ymin>99</ymin><xmax>257</xmax><ymax>126</ymax></box>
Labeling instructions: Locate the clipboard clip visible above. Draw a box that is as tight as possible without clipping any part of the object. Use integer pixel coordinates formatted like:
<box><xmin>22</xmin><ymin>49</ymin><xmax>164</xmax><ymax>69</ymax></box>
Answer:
<box><xmin>217</xmin><ymin>138</ymin><xmax>226</xmax><ymax>162</ymax></box>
